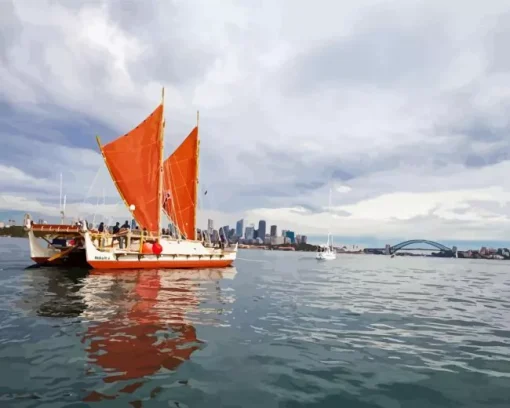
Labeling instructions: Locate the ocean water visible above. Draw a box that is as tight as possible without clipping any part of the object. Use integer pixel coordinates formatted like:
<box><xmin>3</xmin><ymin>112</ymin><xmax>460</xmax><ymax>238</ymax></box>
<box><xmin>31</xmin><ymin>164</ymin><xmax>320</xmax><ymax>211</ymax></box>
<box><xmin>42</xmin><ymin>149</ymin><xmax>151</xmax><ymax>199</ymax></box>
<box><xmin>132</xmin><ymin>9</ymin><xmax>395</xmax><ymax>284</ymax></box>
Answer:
<box><xmin>0</xmin><ymin>237</ymin><xmax>510</xmax><ymax>407</ymax></box>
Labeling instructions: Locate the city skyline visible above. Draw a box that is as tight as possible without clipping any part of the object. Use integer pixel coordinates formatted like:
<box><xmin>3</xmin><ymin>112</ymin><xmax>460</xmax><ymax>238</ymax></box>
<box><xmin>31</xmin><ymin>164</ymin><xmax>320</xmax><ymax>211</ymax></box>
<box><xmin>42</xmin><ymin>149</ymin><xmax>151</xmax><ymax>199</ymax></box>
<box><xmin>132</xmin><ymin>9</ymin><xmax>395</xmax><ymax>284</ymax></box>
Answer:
<box><xmin>204</xmin><ymin>217</ymin><xmax>306</xmax><ymax>245</ymax></box>
<box><xmin>2</xmin><ymin>2</ymin><xmax>510</xmax><ymax>242</ymax></box>
<box><xmin>2</xmin><ymin>208</ymin><xmax>510</xmax><ymax>251</ymax></box>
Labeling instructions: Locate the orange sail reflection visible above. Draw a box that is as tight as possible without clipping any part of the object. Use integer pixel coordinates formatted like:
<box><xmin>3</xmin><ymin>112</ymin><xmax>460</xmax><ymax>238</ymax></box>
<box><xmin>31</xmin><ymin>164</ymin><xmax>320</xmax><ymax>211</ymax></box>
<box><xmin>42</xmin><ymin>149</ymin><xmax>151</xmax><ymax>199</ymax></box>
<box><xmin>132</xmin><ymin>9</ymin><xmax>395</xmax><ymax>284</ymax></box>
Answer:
<box><xmin>99</xmin><ymin>104</ymin><xmax>164</xmax><ymax>234</ymax></box>
<box><xmin>83</xmin><ymin>270</ymin><xmax>202</xmax><ymax>387</ymax></box>
<box><xmin>163</xmin><ymin>127</ymin><xmax>199</xmax><ymax>239</ymax></box>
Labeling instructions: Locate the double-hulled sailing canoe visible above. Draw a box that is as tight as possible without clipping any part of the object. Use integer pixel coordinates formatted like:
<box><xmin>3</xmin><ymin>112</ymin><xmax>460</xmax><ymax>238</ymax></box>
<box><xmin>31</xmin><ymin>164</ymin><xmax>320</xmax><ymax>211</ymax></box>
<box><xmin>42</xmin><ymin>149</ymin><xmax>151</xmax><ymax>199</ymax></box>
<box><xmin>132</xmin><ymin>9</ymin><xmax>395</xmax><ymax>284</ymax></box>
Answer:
<box><xmin>26</xmin><ymin>89</ymin><xmax>237</xmax><ymax>270</ymax></box>
<box><xmin>85</xmin><ymin>89</ymin><xmax>237</xmax><ymax>270</ymax></box>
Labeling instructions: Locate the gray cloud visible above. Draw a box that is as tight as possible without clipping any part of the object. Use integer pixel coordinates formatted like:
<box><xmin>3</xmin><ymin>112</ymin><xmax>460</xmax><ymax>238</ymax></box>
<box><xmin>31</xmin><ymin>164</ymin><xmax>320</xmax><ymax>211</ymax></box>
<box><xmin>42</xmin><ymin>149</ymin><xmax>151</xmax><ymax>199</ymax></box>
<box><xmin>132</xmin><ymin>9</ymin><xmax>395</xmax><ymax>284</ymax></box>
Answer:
<box><xmin>284</xmin><ymin>5</ymin><xmax>453</xmax><ymax>95</ymax></box>
<box><xmin>103</xmin><ymin>0</ymin><xmax>217</xmax><ymax>87</ymax></box>
<box><xmin>2</xmin><ymin>0</ymin><xmax>510</xmax><ymax>238</ymax></box>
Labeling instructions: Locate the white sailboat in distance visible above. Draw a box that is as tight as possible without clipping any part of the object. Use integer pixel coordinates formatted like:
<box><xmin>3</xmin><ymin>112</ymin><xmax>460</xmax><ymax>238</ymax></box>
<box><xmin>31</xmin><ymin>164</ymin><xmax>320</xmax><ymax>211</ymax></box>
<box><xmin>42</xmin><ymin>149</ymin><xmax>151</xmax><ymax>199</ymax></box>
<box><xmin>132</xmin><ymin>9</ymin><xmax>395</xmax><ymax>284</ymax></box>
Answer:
<box><xmin>316</xmin><ymin>187</ymin><xmax>336</xmax><ymax>261</ymax></box>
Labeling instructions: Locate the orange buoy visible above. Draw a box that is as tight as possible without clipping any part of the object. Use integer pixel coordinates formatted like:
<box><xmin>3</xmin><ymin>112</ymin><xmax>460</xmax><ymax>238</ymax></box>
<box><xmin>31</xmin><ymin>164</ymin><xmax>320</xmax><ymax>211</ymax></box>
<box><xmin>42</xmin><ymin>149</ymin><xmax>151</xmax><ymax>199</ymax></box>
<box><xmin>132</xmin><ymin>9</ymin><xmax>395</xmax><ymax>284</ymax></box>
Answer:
<box><xmin>152</xmin><ymin>241</ymin><xmax>163</xmax><ymax>255</ymax></box>
<box><xmin>142</xmin><ymin>242</ymin><xmax>153</xmax><ymax>254</ymax></box>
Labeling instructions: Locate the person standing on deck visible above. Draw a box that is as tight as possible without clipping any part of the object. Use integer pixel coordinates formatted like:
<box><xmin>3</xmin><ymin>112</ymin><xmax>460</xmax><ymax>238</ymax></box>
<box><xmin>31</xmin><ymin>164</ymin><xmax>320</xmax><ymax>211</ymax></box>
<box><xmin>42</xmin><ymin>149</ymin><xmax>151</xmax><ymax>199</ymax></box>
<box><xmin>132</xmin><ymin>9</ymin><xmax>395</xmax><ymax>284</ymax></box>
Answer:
<box><xmin>96</xmin><ymin>222</ymin><xmax>105</xmax><ymax>247</ymax></box>
<box><xmin>112</xmin><ymin>222</ymin><xmax>120</xmax><ymax>248</ymax></box>
<box><xmin>120</xmin><ymin>220</ymin><xmax>130</xmax><ymax>249</ymax></box>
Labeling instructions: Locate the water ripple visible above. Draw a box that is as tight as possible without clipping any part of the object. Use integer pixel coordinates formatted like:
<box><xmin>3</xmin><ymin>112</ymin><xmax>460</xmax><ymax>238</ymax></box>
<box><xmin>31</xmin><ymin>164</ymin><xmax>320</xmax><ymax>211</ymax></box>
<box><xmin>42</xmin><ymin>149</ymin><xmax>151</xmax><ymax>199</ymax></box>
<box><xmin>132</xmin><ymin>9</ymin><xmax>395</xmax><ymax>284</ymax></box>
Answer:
<box><xmin>1</xmin><ymin>240</ymin><xmax>510</xmax><ymax>407</ymax></box>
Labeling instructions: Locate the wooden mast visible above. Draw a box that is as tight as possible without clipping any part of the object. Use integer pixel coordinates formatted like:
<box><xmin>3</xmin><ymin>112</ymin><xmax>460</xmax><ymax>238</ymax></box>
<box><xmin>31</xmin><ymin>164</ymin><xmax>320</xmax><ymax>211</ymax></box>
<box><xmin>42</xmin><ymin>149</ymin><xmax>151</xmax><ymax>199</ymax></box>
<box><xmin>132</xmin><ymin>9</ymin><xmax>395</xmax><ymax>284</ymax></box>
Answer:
<box><xmin>194</xmin><ymin>110</ymin><xmax>200</xmax><ymax>241</ymax></box>
<box><xmin>157</xmin><ymin>87</ymin><xmax>165</xmax><ymax>239</ymax></box>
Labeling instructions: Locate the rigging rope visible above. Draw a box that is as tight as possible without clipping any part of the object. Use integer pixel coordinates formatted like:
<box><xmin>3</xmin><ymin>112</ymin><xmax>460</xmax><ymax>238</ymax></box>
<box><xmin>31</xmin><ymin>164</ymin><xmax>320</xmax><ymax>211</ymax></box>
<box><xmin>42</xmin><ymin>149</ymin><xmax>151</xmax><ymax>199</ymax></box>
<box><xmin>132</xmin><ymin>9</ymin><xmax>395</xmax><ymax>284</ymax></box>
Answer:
<box><xmin>78</xmin><ymin>164</ymin><xmax>102</xmax><ymax>211</ymax></box>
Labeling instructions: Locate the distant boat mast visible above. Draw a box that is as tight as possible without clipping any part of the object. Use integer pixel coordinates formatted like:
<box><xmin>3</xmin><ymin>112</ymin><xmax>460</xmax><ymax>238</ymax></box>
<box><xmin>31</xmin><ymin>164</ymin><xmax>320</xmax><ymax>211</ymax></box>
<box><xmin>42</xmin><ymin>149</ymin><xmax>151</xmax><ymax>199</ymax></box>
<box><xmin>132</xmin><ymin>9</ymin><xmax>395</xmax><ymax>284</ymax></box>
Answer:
<box><xmin>59</xmin><ymin>173</ymin><xmax>66</xmax><ymax>224</ymax></box>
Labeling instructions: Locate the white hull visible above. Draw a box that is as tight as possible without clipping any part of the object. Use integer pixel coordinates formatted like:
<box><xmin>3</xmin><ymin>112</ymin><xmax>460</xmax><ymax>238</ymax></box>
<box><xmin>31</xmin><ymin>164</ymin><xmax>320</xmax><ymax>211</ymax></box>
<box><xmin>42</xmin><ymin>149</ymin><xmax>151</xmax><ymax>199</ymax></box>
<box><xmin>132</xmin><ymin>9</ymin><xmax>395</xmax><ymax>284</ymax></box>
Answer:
<box><xmin>25</xmin><ymin>222</ymin><xmax>237</xmax><ymax>270</ymax></box>
<box><xmin>28</xmin><ymin>230</ymin><xmax>61</xmax><ymax>263</ymax></box>
<box><xmin>316</xmin><ymin>250</ymin><xmax>336</xmax><ymax>261</ymax></box>
<box><xmin>84</xmin><ymin>232</ymin><xmax>237</xmax><ymax>270</ymax></box>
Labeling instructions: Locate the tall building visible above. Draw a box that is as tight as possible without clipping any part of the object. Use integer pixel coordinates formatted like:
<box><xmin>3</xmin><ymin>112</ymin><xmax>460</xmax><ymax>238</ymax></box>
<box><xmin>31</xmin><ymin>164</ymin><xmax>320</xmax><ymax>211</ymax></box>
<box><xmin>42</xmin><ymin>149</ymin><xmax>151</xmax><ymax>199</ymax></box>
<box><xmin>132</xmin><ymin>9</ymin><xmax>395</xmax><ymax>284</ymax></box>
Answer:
<box><xmin>207</xmin><ymin>219</ymin><xmax>214</xmax><ymax>234</ymax></box>
<box><xmin>236</xmin><ymin>219</ymin><xmax>244</xmax><ymax>237</ymax></box>
<box><xmin>285</xmin><ymin>230</ymin><xmax>295</xmax><ymax>244</ymax></box>
<box><xmin>131</xmin><ymin>219</ymin><xmax>137</xmax><ymax>229</ymax></box>
<box><xmin>245</xmin><ymin>225</ymin><xmax>254</xmax><ymax>240</ymax></box>
<box><xmin>258</xmin><ymin>220</ymin><xmax>266</xmax><ymax>240</ymax></box>
<box><xmin>281</xmin><ymin>229</ymin><xmax>288</xmax><ymax>237</ymax></box>
<box><xmin>300</xmin><ymin>235</ymin><xmax>307</xmax><ymax>244</ymax></box>
<box><xmin>270</xmin><ymin>236</ymin><xmax>284</xmax><ymax>245</ymax></box>
<box><xmin>270</xmin><ymin>225</ymin><xmax>277</xmax><ymax>237</ymax></box>
<box><xmin>222</xmin><ymin>225</ymin><xmax>229</xmax><ymax>237</ymax></box>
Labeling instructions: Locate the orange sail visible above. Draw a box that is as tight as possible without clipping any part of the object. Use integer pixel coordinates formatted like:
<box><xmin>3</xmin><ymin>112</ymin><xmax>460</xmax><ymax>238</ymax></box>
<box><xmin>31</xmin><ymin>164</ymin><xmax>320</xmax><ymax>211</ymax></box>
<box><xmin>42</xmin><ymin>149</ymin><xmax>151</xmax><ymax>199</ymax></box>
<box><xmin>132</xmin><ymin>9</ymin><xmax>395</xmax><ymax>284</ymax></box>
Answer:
<box><xmin>163</xmin><ymin>127</ymin><xmax>198</xmax><ymax>240</ymax></box>
<box><xmin>99</xmin><ymin>104</ymin><xmax>164</xmax><ymax>235</ymax></box>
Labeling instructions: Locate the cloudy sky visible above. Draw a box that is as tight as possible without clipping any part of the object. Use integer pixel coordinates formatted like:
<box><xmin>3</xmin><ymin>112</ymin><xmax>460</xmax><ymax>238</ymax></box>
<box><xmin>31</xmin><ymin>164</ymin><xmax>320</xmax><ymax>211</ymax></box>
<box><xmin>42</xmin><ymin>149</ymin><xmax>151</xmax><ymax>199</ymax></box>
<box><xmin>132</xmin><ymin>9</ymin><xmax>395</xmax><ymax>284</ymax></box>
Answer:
<box><xmin>2</xmin><ymin>0</ymin><xmax>510</xmax><ymax>243</ymax></box>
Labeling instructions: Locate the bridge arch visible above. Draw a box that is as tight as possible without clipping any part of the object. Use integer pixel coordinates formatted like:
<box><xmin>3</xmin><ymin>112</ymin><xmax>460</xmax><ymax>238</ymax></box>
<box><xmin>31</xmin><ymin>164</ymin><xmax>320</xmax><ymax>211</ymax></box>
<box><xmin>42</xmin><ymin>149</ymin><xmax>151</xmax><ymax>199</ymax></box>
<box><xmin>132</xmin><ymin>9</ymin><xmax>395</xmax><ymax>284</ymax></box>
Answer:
<box><xmin>391</xmin><ymin>239</ymin><xmax>452</xmax><ymax>253</ymax></box>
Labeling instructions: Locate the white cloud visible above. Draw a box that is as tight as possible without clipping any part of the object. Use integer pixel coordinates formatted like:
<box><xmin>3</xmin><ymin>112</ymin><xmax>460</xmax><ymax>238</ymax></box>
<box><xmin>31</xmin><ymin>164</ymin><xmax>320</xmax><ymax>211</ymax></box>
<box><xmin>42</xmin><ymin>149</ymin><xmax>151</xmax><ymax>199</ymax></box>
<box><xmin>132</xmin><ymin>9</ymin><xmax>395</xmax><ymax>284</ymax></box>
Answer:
<box><xmin>1</xmin><ymin>0</ymin><xmax>510</xmax><ymax>241</ymax></box>
<box><xmin>335</xmin><ymin>185</ymin><xmax>352</xmax><ymax>194</ymax></box>
<box><xmin>0</xmin><ymin>165</ymin><xmax>56</xmax><ymax>189</ymax></box>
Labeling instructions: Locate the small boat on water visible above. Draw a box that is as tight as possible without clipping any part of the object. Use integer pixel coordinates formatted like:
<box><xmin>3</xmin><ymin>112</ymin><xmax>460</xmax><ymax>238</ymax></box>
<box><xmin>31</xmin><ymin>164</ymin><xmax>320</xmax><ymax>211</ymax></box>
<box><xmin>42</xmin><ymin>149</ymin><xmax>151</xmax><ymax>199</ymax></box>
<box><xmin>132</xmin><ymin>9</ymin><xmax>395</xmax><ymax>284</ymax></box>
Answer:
<box><xmin>26</xmin><ymin>88</ymin><xmax>237</xmax><ymax>270</ymax></box>
<box><xmin>316</xmin><ymin>187</ymin><xmax>336</xmax><ymax>261</ymax></box>
<box><xmin>316</xmin><ymin>244</ymin><xmax>336</xmax><ymax>261</ymax></box>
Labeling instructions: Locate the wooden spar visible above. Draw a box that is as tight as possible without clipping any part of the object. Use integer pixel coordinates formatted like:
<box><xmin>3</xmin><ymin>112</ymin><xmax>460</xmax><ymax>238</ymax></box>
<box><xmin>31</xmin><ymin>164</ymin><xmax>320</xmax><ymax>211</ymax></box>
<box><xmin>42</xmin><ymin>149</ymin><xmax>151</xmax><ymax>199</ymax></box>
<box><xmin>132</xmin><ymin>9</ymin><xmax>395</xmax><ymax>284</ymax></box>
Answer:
<box><xmin>47</xmin><ymin>245</ymin><xmax>76</xmax><ymax>263</ymax></box>
<box><xmin>194</xmin><ymin>110</ymin><xmax>200</xmax><ymax>241</ymax></box>
<box><xmin>96</xmin><ymin>135</ymin><xmax>138</xmax><ymax>226</ymax></box>
<box><xmin>157</xmin><ymin>87</ymin><xmax>165</xmax><ymax>239</ymax></box>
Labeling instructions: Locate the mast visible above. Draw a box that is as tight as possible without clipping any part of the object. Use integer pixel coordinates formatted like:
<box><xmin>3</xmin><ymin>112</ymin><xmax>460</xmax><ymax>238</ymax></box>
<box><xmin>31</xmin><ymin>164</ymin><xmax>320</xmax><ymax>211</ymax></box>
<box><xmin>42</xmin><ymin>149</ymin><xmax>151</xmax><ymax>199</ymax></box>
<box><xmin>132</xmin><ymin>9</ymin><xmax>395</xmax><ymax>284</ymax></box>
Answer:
<box><xmin>328</xmin><ymin>187</ymin><xmax>332</xmax><ymax>248</ymax></box>
<box><xmin>63</xmin><ymin>194</ymin><xmax>66</xmax><ymax>224</ymax></box>
<box><xmin>59</xmin><ymin>173</ymin><xmax>63</xmax><ymax>224</ymax></box>
<box><xmin>194</xmin><ymin>111</ymin><xmax>200</xmax><ymax>241</ymax></box>
<box><xmin>157</xmin><ymin>87</ymin><xmax>165</xmax><ymax>238</ymax></box>
<box><xmin>59</xmin><ymin>173</ymin><xmax>62</xmax><ymax>215</ymax></box>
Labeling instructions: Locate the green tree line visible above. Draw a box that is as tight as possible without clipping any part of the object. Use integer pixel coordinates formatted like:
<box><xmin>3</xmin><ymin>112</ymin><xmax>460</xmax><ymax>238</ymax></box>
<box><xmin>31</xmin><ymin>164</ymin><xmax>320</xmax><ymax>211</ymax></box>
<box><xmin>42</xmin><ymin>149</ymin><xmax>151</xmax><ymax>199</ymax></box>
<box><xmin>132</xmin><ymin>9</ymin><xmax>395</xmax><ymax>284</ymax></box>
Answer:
<box><xmin>0</xmin><ymin>226</ymin><xmax>28</xmax><ymax>238</ymax></box>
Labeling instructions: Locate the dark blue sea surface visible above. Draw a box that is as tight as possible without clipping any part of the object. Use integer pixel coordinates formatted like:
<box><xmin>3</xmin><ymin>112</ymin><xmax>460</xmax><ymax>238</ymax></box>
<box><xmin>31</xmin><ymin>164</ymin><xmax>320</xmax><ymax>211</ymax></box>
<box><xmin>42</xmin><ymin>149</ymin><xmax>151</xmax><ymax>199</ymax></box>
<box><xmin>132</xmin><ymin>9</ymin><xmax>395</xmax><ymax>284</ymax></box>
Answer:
<box><xmin>0</xmin><ymin>237</ymin><xmax>509</xmax><ymax>407</ymax></box>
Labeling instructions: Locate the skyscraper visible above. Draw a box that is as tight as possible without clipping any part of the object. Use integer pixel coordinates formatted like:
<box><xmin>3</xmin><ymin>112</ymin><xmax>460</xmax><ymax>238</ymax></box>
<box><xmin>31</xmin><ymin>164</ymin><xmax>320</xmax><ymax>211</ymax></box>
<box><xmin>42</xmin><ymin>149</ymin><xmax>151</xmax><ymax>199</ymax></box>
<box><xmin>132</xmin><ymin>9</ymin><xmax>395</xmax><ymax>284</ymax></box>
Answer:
<box><xmin>236</xmin><ymin>219</ymin><xmax>244</xmax><ymax>237</ymax></box>
<box><xmin>245</xmin><ymin>225</ymin><xmax>254</xmax><ymax>240</ymax></box>
<box><xmin>270</xmin><ymin>225</ymin><xmax>277</xmax><ymax>237</ymax></box>
<box><xmin>285</xmin><ymin>230</ymin><xmax>295</xmax><ymax>244</ymax></box>
<box><xmin>207</xmin><ymin>219</ymin><xmax>214</xmax><ymax>234</ymax></box>
<box><xmin>258</xmin><ymin>220</ymin><xmax>266</xmax><ymax>240</ymax></box>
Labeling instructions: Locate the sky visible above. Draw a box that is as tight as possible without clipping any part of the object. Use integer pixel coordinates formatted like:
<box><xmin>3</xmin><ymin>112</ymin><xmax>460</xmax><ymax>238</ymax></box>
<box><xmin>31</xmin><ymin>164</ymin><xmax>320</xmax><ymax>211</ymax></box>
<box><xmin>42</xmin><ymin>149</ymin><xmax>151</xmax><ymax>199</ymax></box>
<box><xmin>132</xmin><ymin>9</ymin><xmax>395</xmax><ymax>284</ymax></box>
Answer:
<box><xmin>2</xmin><ymin>0</ymin><xmax>510</xmax><ymax>244</ymax></box>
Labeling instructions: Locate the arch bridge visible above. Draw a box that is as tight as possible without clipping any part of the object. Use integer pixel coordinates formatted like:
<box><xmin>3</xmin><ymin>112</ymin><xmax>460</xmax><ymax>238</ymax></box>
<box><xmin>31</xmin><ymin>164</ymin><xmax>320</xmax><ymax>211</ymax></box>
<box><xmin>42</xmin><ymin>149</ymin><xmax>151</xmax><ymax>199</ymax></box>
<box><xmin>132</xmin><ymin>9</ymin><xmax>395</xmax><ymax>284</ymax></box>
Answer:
<box><xmin>391</xmin><ymin>239</ymin><xmax>452</xmax><ymax>254</ymax></box>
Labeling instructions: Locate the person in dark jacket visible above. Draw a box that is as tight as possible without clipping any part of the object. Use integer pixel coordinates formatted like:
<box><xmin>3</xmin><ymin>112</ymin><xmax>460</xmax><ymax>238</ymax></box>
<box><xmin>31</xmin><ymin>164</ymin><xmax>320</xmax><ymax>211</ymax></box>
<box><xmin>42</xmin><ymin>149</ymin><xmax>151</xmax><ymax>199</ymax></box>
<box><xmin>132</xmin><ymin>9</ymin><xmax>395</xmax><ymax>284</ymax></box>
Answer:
<box><xmin>112</xmin><ymin>222</ymin><xmax>121</xmax><ymax>248</ymax></box>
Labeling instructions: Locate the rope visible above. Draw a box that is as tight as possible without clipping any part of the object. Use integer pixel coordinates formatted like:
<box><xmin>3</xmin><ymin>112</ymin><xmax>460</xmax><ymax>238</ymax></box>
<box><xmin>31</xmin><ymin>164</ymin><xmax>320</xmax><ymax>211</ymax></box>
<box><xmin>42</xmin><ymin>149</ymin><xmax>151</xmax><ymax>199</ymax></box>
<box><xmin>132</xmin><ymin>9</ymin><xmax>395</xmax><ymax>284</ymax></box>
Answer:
<box><xmin>79</xmin><ymin>164</ymin><xmax>101</xmax><ymax>209</ymax></box>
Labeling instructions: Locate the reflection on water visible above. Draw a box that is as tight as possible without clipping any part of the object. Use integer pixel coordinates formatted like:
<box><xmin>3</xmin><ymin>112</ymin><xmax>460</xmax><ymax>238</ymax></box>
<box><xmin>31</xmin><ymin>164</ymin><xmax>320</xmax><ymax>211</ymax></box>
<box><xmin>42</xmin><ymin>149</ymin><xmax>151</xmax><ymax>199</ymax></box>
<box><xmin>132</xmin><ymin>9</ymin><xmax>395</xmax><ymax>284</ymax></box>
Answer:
<box><xmin>81</xmin><ymin>268</ymin><xmax>236</xmax><ymax>402</ymax></box>
<box><xmin>13</xmin><ymin>266</ymin><xmax>237</xmax><ymax>405</ymax></box>
<box><xmin>21</xmin><ymin>268</ymin><xmax>89</xmax><ymax>318</ymax></box>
